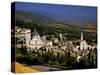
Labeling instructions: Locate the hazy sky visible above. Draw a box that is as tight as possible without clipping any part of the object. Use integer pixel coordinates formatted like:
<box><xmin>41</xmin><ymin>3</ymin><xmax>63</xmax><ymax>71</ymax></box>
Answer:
<box><xmin>15</xmin><ymin>2</ymin><xmax>97</xmax><ymax>21</ymax></box>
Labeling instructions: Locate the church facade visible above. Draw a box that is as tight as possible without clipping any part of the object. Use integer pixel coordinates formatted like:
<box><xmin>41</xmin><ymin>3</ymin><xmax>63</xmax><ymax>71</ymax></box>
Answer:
<box><xmin>75</xmin><ymin>32</ymin><xmax>96</xmax><ymax>51</ymax></box>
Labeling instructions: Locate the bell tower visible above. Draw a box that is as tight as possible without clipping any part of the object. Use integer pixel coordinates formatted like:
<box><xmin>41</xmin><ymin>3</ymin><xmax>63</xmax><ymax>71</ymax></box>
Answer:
<box><xmin>81</xmin><ymin>32</ymin><xmax>83</xmax><ymax>40</ymax></box>
<box><xmin>26</xmin><ymin>29</ymin><xmax>31</xmax><ymax>45</ymax></box>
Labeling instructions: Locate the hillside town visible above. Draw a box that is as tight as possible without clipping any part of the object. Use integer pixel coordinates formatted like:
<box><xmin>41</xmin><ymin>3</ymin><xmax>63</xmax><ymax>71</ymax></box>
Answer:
<box><xmin>15</xmin><ymin>26</ymin><xmax>97</xmax><ymax>65</ymax></box>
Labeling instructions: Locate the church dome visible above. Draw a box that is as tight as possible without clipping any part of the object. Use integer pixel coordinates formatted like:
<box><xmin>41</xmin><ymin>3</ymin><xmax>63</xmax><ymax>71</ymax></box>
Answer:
<box><xmin>29</xmin><ymin>29</ymin><xmax>43</xmax><ymax>49</ymax></box>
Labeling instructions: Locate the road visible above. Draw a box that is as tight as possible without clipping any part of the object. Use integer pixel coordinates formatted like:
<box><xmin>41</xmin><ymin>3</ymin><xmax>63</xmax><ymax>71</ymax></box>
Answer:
<box><xmin>29</xmin><ymin>65</ymin><xmax>62</xmax><ymax>72</ymax></box>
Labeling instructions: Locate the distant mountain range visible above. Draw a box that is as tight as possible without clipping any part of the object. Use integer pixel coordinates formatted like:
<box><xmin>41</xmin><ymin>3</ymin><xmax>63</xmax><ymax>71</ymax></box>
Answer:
<box><xmin>36</xmin><ymin>11</ymin><xmax>97</xmax><ymax>24</ymax></box>
<box><xmin>15</xmin><ymin>10</ymin><xmax>97</xmax><ymax>32</ymax></box>
<box><xmin>16</xmin><ymin>11</ymin><xmax>97</xmax><ymax>25</ymax></box>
